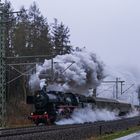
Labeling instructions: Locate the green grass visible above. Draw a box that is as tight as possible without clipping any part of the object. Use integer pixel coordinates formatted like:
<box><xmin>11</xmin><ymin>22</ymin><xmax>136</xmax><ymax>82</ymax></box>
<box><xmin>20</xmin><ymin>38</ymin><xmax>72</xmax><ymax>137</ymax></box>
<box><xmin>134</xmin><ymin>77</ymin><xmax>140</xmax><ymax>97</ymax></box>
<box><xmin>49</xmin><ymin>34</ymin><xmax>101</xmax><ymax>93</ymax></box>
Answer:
<box><xmin>88</xmin><ymin>126</ymin><xmax>140</xmax><ymax>140</ymax></box>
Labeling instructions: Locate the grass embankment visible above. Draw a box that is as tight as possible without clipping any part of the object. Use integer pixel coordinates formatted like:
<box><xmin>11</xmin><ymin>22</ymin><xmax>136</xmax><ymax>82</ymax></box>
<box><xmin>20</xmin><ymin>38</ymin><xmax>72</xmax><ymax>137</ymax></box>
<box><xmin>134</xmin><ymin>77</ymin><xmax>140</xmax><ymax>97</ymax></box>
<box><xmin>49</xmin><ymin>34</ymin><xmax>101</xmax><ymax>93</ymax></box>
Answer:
<box><xmin>88</xmin><ymin>126</ymin><xmax>140</xmax><ymax>140</ymax></box>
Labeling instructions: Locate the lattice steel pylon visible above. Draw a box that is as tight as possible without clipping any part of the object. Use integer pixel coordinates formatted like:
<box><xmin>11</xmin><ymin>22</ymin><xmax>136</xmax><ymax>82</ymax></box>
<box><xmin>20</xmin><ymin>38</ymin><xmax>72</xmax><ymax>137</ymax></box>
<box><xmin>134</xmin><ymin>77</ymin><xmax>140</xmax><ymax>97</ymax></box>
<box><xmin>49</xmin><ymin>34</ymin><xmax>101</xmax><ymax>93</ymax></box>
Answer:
<box><xmin>0</xmin><ymin>2</ymin><xmax>6</xmax><ymax>127</ymax></box>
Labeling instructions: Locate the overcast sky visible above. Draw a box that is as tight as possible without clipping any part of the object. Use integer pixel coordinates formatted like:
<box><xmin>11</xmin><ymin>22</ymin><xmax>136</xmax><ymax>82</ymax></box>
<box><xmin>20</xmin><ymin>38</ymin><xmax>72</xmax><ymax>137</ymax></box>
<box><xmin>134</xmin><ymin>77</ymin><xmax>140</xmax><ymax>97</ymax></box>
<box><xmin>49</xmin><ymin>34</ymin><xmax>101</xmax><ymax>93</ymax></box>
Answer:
<box><xmin>3</xmin><ymin>0</ymin><xmax>140</xmax><ymax>71</ymax></box>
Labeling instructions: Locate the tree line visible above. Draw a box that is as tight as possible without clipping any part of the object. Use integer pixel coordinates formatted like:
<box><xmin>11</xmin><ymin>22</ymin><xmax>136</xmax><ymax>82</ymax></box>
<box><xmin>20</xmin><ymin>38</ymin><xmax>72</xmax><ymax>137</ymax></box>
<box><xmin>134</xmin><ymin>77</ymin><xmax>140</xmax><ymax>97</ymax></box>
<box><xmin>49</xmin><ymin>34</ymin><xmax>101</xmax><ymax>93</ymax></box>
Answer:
<box><xmin>4</xmin><ymin>1</ymin><xmax>72</xmax><ymax>58</ymax></box>
<box><xmin>3</xmin><ymin>1</ymin><xmax>73</xmax><ymax>102</ymax></box>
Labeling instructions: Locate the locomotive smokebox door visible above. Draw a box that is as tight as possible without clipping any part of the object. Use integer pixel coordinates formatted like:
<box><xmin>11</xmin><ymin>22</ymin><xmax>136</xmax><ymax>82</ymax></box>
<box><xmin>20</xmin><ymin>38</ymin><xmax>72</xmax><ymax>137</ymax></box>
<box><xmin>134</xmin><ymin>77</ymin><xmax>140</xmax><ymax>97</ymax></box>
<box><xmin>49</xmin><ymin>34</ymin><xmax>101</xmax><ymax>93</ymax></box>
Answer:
<box><xmin>26</xmin><ymin>96</ymin><xmax>34</xmax><ymax>104</ymax></box>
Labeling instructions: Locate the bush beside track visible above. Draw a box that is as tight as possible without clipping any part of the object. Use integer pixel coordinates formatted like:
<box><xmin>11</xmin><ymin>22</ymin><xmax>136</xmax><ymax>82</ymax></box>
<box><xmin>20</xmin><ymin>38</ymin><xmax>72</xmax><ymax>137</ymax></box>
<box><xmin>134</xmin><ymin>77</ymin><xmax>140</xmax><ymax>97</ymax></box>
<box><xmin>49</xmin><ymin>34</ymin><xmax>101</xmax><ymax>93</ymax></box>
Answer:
<box><xmin>6</xmin><ymin>101</ymin><xmax>33</xmax><ymax>127</ymax></box>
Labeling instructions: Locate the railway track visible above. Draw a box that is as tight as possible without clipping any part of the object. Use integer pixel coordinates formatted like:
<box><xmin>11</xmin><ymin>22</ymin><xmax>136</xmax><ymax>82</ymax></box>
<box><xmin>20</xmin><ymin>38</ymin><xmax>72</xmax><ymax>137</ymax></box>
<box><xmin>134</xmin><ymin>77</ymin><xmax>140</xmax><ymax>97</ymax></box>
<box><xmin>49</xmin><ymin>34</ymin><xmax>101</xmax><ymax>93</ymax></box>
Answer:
<box><xmin>0</xmin><ymin>116</ymin><xmax>140</xmax><ymax>140</ymax></box>
<box><xmin>0</xmin><ymin>124</ymin><xmax>91</xmax><ymax>137</ymax></box>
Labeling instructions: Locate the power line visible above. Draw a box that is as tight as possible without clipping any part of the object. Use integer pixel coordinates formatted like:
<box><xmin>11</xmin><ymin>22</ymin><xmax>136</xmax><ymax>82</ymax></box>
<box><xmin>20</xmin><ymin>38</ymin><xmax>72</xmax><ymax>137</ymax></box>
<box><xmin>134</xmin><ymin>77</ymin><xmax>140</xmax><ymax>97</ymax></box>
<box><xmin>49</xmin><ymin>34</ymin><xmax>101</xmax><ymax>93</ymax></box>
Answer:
<box><xmin>102</xmin><ymin>78</ymin><xmax>125</xmax><ymax>99</ymax></box>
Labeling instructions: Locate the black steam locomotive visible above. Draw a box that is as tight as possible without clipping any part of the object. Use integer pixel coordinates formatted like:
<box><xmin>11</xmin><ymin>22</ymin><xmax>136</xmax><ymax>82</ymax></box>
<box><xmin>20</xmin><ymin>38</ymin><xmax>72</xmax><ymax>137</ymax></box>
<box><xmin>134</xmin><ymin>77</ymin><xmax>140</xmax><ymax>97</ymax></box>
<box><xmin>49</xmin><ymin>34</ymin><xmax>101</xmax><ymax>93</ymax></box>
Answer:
<box><xmin>27</xmin><ymin>89</ymin><xmax>132</xmax><ymax>125</ymax></box>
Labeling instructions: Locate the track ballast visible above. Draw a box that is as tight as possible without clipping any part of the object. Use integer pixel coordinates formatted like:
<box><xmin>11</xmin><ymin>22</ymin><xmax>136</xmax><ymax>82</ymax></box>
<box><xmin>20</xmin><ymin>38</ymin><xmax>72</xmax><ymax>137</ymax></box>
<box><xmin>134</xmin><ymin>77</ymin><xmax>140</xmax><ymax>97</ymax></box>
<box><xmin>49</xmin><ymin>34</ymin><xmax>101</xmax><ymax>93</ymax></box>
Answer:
<box><xmin>1</xmin><ymin>116</ymin><xmax>140</xmax><ymax>140</ymax></box>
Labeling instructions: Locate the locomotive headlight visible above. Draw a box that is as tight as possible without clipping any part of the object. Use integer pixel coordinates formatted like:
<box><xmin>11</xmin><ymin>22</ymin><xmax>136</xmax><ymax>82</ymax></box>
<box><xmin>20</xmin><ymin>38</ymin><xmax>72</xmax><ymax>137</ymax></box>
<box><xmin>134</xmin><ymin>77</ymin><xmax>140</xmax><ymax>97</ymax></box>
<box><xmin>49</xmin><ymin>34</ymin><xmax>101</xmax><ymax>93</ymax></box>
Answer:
<box><xmin>36</xmin><ymin>94</ymin><xmax>40</xmax><ymax>97</ymax></box>
<box><xmin>44</xmin><ymin>112</ymin><xmax>47</xmax><ymax>114</ymax></box>
<box><xmin>31</xmin><ymin>112</ymin><xmax>34</xmax><ymax>116</ymax></box>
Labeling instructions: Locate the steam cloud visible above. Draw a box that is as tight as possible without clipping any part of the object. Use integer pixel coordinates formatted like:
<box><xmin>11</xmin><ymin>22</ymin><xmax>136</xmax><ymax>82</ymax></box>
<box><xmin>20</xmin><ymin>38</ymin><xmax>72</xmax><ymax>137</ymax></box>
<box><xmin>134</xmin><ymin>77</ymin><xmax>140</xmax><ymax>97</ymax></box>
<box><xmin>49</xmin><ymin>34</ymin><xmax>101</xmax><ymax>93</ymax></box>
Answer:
<box><xmin>29</xmin><ymin>49</ymin><xmax>105</xmax><ymax>95</ymax></box>
<box><xmin>55</xmin><ymin>107</ymin><xmax>119</xmax><ymax>125</ymax></box>
<box><xmin>55</xmin><ymin>107</ymin><xmax>139</xmax><ymax>125</ymax></box>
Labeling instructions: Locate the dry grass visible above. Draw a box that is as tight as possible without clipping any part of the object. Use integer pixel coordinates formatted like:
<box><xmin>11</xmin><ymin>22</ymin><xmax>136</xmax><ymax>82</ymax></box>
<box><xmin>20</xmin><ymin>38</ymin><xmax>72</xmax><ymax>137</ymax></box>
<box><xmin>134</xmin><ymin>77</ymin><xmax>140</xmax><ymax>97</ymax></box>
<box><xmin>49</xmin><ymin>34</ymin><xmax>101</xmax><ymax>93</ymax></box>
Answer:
<box><xmin>6</xmin><ymin>100</ymin><xmax>33</xmax><ymax>127</ymax></box>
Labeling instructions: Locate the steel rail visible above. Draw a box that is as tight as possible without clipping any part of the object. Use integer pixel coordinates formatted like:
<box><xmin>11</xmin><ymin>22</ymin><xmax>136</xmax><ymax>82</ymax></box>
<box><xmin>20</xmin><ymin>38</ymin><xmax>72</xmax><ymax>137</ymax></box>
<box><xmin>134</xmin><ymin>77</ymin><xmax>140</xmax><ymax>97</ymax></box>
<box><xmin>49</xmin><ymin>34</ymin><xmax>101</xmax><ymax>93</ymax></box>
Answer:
<box><xmin>0</xmin><ymin>116</ymin><xmax>140</xmax><ymax>139</ymax></box>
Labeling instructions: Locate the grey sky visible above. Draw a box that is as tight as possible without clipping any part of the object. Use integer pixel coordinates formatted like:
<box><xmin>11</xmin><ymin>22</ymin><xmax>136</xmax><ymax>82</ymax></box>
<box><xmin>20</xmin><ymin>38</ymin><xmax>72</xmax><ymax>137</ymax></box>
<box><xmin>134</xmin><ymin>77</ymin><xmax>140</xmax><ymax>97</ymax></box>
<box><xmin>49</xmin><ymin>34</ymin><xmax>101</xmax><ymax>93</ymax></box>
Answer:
<box><xmin>4</xmin><ymin>0</ymin><xmax>140</xmax><ymax>70</ymax></box>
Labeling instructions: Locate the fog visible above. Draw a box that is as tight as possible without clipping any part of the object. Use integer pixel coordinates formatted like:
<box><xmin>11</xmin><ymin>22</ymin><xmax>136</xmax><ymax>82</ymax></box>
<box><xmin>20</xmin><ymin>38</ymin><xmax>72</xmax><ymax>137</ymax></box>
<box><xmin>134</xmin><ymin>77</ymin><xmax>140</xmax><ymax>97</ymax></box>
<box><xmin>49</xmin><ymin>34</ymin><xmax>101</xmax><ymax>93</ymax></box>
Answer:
<box><xmin>7</xmin><ymin>0</ymin><xmax>140</xmax><ymax>72</ymax></box>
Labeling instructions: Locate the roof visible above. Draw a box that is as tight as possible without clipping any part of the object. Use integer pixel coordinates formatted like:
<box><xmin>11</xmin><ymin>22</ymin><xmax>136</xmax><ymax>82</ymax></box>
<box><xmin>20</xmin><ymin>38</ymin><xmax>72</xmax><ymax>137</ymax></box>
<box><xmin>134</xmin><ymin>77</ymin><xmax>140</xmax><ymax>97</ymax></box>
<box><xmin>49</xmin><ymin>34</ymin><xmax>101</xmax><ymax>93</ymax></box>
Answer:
<box><xmin>94</xmin><ymin>97</ymin><xmax>119</xmax><ymax>103</ymax></box>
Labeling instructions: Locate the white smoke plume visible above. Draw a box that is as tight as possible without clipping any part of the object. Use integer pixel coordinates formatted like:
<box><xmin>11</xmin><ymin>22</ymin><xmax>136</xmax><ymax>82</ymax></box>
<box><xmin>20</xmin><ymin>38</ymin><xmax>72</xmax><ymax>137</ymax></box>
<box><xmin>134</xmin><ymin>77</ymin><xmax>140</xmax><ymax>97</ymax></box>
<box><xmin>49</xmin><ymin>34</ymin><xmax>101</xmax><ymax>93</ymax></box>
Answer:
<box><xmin>29</xmin><ymin>49</ymin><xmax>105</xmax><ymax>94</ymax></box>
<box><xmin>29</xmin><ymin>74</ymin><xmax>40</xmax><ymax>91</ymax></box>
<box><xmin>55</xmin><ymin>107</ymin><xmax>119</xmax><ymax>125</ymax></box>
<box><xmin>28</xmin><ymin>47</ymin><xmax>140</xmax><ymax>105</ymax></box>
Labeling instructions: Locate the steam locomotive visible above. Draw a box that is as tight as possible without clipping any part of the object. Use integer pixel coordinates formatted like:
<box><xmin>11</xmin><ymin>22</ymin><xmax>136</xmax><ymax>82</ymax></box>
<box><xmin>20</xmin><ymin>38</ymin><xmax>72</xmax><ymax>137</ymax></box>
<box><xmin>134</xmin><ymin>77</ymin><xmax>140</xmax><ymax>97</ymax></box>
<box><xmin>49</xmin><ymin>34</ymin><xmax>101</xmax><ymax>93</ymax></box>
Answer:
<box><xmin>27</xmin><ymin>88</ymin><xmax>134</xmax><ymax>125</ymax></box>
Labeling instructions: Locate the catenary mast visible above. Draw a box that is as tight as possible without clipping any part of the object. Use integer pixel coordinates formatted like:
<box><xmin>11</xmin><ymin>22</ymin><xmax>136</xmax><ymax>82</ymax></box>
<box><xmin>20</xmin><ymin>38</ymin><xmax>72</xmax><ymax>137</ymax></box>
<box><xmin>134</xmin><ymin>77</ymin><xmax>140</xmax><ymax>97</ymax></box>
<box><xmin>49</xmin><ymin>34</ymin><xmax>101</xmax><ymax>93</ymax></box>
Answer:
<box><xmin>0</xmin><ymin>1</ymin><xmax>6</xmax><ymax>127</ymax></box>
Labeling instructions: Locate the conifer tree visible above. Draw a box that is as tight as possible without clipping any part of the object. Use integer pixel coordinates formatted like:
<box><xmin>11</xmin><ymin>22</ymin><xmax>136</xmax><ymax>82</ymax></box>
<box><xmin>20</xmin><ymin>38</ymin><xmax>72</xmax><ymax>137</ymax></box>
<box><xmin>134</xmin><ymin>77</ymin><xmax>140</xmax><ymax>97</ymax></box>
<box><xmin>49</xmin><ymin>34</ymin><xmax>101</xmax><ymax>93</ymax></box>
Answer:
<box><xmin>51</xmin><ymin>19</ymin><xmax>72</xmax><ymax>55</ymax></box>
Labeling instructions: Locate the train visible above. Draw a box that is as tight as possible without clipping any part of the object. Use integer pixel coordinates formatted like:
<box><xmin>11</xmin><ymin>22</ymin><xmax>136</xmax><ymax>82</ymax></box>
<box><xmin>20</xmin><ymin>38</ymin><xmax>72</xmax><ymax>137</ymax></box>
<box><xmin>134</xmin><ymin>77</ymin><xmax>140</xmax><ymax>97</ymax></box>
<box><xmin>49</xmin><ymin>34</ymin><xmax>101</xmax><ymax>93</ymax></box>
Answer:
<box><xmin>26</xmin><ymin>88</ymin><xmax>136</xmax><ymax>125</ymax></box>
